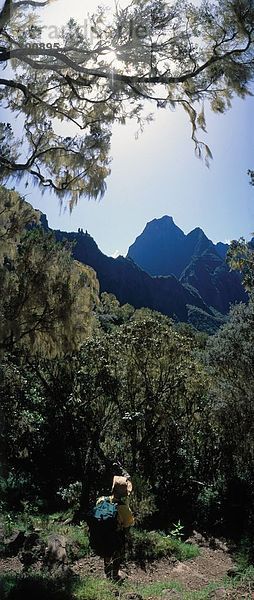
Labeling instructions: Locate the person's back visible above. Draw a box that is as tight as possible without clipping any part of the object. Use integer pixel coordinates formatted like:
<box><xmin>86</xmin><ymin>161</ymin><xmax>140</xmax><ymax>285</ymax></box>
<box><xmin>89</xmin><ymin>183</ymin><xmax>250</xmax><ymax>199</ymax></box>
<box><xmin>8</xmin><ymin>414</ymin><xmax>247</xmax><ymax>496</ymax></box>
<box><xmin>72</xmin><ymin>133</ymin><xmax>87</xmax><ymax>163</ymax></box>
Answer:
<box><xmin>102</xmin><ymin>476</ymin><xmax>134</xmax><ymax>581</ymax></box>
<box><xmin>88</xmin><ymin>474</ymin><xmax>134</xmax><ymax>581</ymax></box>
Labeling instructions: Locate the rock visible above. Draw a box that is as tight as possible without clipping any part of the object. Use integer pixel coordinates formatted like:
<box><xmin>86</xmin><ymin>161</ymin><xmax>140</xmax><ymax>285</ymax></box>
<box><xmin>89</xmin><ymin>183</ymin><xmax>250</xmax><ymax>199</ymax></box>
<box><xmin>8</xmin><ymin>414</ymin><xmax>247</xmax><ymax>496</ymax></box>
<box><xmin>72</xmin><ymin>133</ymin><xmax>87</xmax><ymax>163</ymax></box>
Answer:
<box><xmin>186</xmin><ymin>530</ymin><xmax>207</xmax><ymax>546</ymax></box>
<box><xmin>4</xmin><ymin>531</ymin><xmax>25</xmax><ymax>556</ymax></box>
<box><xmin>209</xmin><ymin>537</ymin><xmax>229</xmax><ymax>552</ymax></box>
<box><xmin>121</xmin><ymin>594</ymin><xmax>143</xmax><ymax>600</ymax></box>
<box><xmin>217</xmin><ymin>542</ymin><xmax>229</xmax><ymax>553</ymax></box>
<box><xmin>44</xmin><ymin>534</ymin><xmax>68</xmax><ymax>574</ymax></box>
<box><xmin>161</xmin><ymin>590</ymin><xmax>182</xmax><ymax>599</ymax></box>
<box><xmin>209</xmin><ymin>588</ymin><xmax>227</xmax><ymax>598</ymax></box>
<box><xmin>20</xmin><ymin>532</ymin><xmax>44</xmax><ymax>569</ymax></box>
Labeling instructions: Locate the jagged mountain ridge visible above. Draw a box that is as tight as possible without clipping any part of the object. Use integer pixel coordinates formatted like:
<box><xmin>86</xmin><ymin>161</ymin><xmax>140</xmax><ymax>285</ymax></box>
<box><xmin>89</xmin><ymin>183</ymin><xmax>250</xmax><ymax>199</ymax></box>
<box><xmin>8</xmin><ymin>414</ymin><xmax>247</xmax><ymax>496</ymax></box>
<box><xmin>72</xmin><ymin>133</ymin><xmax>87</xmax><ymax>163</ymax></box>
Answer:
<box><xmin>180</xmin><ymin>248</ymin><xmax>246</xmax><ymax>314</ymax></box>
<box><xmin>39</xmin><ymin>214</ymin><xmax>247</xmax><ymax>333</ymax></box>
<box><xmin>127</xmin><ymin>216</ymin><xmax>247</xmax><ymax>314</ymax></box>
<box><xmin>127</xmin><ymin>216</ymin><xmax>216</xmax><ymax>277</ymax></box>
<box><xmin>52</xmin><ymin>228</ymin><xmax>212</xmax><ymax>322</ymax></box>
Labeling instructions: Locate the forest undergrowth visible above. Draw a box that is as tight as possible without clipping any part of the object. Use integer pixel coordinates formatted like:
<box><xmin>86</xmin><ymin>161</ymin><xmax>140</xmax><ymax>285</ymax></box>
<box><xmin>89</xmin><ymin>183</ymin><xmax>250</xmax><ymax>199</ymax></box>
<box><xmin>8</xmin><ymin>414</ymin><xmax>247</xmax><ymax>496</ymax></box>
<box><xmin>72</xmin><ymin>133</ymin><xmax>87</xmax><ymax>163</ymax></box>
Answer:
<box><xmin>0</xmin><ymin>511</ymin><xmax>254</xmax><ymax>600</ymax></box>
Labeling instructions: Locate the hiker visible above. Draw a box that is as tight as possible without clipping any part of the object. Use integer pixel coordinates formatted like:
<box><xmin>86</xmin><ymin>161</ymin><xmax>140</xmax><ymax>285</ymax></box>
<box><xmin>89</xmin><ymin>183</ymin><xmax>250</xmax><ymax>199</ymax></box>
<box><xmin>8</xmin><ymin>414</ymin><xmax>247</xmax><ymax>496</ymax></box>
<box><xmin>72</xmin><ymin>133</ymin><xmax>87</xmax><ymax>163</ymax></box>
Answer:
<box><xmin>103</xmin><ymin>475</ymin><xmax>134</xmax><ymax>581</ymax></box>
<box><xmin>88</xmin><ymin>466</ymin><xmax>134</xmax><ymax>582</ymax></box>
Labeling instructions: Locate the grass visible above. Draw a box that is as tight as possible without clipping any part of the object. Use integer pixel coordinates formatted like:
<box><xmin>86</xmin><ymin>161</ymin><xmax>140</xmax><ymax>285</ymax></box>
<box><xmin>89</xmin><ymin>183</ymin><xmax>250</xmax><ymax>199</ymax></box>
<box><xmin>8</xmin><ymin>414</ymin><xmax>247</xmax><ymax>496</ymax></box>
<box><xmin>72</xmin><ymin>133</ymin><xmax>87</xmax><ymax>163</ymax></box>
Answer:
<box><xmin>0</xmin><ymin>575</ymin><xmax>184</xmax><ymax>600</ymax></box>
<box><xmin>74</xmin><ymin>577</ymin><xmax>117</xmax><ymax>600</ymax></box>
<box><xmin>4</xmin><ymin>510</ymin><xmax>254</xmax><ymax>599</ymax></box>
<box><xmin>132</xmin><ymin>580</ymin><xmax>183</xmax><ymax>598</ymax></box>
<box><xmin>1</xmin><ymin>510</ymin><xmax>91</xmax><ymax>561</ymax></box>
<box><xmin>1</xmin><ymin>510</ymin><xmax>199</xmax><ymax>563</ymax></box>
<box><xmin>127</xmin><ymin>529</ymin><xmax>200</xmax><ymax>562</ymax></box>
<box><xmin>1</xmin><ymin>569</ymin><xmax>254</xmax><ymax>600</ymax></box>
<box><xmin>0</xmin><ymin>573</ymin><xmax>76</xmax><ymax>600</ymax></box>
<box><xmin>0</xmin><ymin>573</ymin><xmax>19</xmax><ymax>599</ymax></box>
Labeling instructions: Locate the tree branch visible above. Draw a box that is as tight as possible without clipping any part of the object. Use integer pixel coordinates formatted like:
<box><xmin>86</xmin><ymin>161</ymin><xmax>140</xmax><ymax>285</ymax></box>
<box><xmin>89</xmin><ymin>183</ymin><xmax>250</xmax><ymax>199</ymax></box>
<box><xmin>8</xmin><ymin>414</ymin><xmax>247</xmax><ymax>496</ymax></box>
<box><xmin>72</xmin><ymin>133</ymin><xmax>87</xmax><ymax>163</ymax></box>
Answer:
<box><xmin>1</xmin><ymin>38</ymin><xmax>253</xmax><ymax>88</ymax></box>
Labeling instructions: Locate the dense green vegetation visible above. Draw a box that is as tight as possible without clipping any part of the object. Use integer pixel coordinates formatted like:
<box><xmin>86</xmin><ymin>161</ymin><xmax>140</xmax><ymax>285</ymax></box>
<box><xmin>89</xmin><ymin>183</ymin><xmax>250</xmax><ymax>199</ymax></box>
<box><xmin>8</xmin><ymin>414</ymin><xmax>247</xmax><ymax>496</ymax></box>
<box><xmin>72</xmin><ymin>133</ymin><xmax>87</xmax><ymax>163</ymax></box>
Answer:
<box><xmin>1</xmin><ymin>186</ymin><xmax>254</xmax><ymax>536</ymax></box>
<box><xmin>1</xmin><ymin>186</ymin><xmax>254</xmax><ymax>596</ymax></box>
<box><xmin>1</xmin><ymin>567</ymin><xmax>254</xmax><ymax>600</ymax></box>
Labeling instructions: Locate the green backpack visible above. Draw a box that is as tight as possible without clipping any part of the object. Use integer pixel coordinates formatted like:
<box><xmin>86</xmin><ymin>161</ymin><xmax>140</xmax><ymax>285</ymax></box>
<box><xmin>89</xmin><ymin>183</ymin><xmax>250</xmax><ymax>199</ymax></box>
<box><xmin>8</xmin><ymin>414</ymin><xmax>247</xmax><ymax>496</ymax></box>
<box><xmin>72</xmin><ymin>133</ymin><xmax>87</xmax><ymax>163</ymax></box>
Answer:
<box><xmin>87</xmin><ymin>498</ymin><xmax>119</xmax><ymax>557</ymax></box>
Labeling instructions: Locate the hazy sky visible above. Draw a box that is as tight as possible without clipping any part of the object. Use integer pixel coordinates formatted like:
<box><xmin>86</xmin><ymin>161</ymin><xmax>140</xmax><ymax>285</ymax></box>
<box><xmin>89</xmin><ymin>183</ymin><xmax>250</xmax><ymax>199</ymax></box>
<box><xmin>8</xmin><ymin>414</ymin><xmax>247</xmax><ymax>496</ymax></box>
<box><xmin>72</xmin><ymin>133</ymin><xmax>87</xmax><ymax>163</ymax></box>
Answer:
<box><xmin>2</xmin><ymin>0</ymin><xmax>254</xmax><ymax>256</ymax></box>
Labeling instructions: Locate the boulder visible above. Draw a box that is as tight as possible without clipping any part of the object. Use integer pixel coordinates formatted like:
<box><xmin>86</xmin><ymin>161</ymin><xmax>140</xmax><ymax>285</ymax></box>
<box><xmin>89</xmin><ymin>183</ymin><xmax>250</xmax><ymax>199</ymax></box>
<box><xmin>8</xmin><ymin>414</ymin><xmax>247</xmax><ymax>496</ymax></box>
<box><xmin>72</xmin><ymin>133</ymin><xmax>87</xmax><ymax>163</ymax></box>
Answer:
<box><xmin>186</xmin><ymin>530</ymin><xmax>207</xmax><ymax>546</ymax></box>
<box><xmin>161</xmin><ymin>590</ymin><xmax>182</xmax><ymax>599</ymax></box>
<box><xmin>209</xmin><ymin>588</ymin><xmax>228</xmax><ymax>599</ymax></box>
<box><xmin>4</xmin><ymin>531</ymin><xmax>25</xmax><ymax>556</ymax></box>
<box><xmin>44</xmin><ymin>534</ymin><xmax>68</xmax><ymax>574</ymax></box>
<box><xmin>20</xmin><ymin>532</ymin><xmax>44</xmax><ymax>569</ymax></box>
<box><xmin>209</xmin><ymin>537</ymin><xmax>229</xmax><ymax>552</ymax></box>
<box><xmin>121</xmin><ymin>594</ymin><xmax>143</xmax><ymax>600</ymax></box>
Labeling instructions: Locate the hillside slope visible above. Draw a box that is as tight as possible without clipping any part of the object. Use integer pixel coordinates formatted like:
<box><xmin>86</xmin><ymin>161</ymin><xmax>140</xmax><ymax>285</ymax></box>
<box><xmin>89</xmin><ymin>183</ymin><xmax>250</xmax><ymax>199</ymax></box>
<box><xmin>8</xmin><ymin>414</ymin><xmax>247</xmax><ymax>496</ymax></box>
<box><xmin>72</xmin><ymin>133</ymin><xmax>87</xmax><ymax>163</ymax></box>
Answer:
<box><xmin>53</xmin><ymin>228</ymin><xmax>218</xmax><ymax>324</ymax></box>
<box><xmin>127</xmin><ymin>216</ymin><xmax>247</xmax><ymax>313</ymax></box>
<box><xmin>38</xmin><ymin>215</ymin><xmax>246</xmax><ymax>332</ymax></box>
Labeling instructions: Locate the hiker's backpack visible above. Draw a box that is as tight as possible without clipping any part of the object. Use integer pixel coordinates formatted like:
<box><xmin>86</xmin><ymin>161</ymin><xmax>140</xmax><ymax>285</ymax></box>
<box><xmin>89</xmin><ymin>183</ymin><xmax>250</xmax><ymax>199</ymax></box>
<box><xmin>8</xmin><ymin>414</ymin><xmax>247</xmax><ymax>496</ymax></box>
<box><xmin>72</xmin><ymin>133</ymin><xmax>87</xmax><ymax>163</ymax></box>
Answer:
<box><xmin>87</xmin><ymin>497</ymin><xmax>119</xmax><ymax>557</ymax></box>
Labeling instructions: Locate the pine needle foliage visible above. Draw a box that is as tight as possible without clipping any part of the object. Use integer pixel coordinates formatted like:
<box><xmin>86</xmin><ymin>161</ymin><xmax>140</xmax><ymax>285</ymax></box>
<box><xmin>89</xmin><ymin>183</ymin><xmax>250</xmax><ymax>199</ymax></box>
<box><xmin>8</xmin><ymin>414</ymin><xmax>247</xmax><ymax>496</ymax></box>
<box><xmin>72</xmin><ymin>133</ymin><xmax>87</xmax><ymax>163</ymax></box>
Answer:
<box><xmin>0</xmin><ymin>0</ymin><xmax>254</xmax><ymax>201</ymax></box>
<box><xmin>0</xmin><ymin>185</ymin><xmax>99</xmax><ymax>356</ymax></box>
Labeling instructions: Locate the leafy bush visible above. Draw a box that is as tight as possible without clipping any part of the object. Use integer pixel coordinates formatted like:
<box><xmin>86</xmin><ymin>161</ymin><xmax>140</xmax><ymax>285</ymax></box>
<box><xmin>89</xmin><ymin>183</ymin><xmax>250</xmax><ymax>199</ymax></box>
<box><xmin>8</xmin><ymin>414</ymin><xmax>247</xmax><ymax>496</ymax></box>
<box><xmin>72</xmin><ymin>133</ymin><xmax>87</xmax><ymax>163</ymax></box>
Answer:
<box><xmin>130</xmin><ymin>475</ymin><xmax>157</xmax><ymax>525</ymax></box>
<box><xmin>57</xmin><ymin>482</ymin><xmax>82</xmax><ymax>510</ymax></box>
<box><xmin>126</xmin><ymin>529</ymin><xmax>199</xmax><ymax>562</ymax></box>
<box><xmin>169</xmin><ymin>519</ymin><xmax>184</xmax><ymax>540</ymax></box>
<box><xmin>234</xmin><ymin>536</ymin><xmax>254</xmax><ymax>573</ymax></box>
<box><xmin>0</xmin><ymin>574</ymin><xmax>75</xmax><ymax>600</ymax></box>
<box><xmin>0</xmin><ymin>574</ymin><xmax>17</xmax><ymax>600</ymax></box>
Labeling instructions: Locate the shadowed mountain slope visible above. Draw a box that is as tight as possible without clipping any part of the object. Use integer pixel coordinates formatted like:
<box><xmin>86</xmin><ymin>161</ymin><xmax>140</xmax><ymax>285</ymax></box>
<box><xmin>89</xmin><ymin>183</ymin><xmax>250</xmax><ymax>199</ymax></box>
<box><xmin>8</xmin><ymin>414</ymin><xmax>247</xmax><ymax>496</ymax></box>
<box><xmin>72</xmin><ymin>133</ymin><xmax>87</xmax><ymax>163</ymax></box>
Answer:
<box><xmin>127</xmin><ymin>216</ymin><xmax>247</xmax><ymax>313</ymax></box>
<box><xmin>53</xmin><ymin>228</ymin><xmax>215</xmax><ymax>323</ymax></box>
<box><xmin>39</xmin><ymin>215</ymin><xmax>247</xmax><ymax>333</ymax></box>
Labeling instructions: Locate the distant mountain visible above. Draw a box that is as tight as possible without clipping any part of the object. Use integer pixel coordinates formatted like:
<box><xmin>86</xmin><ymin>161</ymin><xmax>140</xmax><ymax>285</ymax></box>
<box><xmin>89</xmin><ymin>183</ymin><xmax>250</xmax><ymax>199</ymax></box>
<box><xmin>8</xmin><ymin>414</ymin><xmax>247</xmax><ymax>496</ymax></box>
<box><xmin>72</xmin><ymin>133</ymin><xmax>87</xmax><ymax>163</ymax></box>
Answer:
<box><xmin>215</xmin><ymin>242</ymin><xmax>229</xmax><ymax>260</ymax></box>
<box><xmin>127</xmin><ymin>216</ymin><xmax>213</xmax><ymax>277</ymax></box>
<box><xmin>38</xmin><ymin>214</ymin><xmax>247</xmax><ymax>333</ymax></box>
<box><xmin>180</xmin><ymin>249</ymin><xmax>246</xmax><ymax>314</ymax></box>
<box><xmin>127</xmin><ymin>217</ymin><xmax>247</xmax><ymax>314</ymax></box>
<box><xmin>127</xmin><ymin>216</ymin><xmax>187</xmax><ymax>277</ymax></box>
<box><xmin>52</xmin><ymin>228</ymin><xmax>213</xmax><ymax>322</ymax></box>
<box><xmin>127</xmin><ymin>217</ymin><xmax>214</xmax><ymax>277</ymax></box>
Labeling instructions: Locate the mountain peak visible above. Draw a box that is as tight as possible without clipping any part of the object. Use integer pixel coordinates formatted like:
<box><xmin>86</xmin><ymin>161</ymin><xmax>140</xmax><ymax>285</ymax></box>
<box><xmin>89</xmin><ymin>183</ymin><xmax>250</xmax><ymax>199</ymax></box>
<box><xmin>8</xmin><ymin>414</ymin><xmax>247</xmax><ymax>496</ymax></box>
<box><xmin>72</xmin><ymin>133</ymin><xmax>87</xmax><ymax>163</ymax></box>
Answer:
<box><xmin>189</xmin><ymin>227</ymin><xmax>206</xmax><ymax>236</ymax></box>
<box><xmin>38</xmin><ymin>214</ymin><xmax>246</xmax><ymax>333</ymax></box>
<box><xmin>158</xmin><ymin>215</ymin><xmax>174</xmax><ymax>222</ymax></box>
<box><xmin>146</xmin><ymin>215</ymin><xmax>176</xmax><ymax>228</ymax></box>
<box><xmin>127</xmin><ymin>219</ymin><xmax>217</xmax><ymax>278</ymax></box>
<box><xmin>127</xmin><ymin>216</ymin><xmax>186</xmax><ymax>277</ymax></box>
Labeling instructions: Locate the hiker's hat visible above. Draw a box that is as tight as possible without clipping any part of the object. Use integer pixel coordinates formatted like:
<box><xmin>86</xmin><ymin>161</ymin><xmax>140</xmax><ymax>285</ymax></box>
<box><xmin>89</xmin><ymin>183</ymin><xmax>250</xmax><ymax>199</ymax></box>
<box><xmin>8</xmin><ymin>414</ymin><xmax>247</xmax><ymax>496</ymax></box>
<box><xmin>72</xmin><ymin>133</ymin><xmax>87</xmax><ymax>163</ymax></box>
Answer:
<box><xmin>112</xmin><ymin>475</ymin><xmax>133</xmax><ymax>497</ymax></box>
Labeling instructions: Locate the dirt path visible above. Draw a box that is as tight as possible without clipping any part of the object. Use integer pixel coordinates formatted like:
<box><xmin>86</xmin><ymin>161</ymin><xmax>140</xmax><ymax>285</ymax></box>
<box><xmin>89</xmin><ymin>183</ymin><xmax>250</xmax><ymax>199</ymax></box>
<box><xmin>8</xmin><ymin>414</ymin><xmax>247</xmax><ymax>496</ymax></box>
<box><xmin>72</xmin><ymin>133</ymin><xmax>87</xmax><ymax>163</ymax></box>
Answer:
<box><xmin>1</xmin><ymin>545</ymin><xmax>251</xmax><ymax>598</ymax></box>
<box><xmin>72</xmin><ymin>546</ymin><xmax>234</xmax><ymax>591</ymax></box>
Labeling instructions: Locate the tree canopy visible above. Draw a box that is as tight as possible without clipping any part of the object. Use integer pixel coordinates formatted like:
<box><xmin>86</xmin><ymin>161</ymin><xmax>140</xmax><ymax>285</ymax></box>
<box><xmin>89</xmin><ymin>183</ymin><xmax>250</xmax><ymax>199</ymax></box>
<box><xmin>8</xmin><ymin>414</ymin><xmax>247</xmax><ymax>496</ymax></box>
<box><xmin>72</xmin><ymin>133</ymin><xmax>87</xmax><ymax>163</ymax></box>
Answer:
<box><xmin>0</xmin><ymin>186</ymin><xmax>99</xmax><ymax>356</ymax></box>
<box><xmin>0</xmin><ymin>0</ymin><xmax>254</xmax><ymax>204</ymax></box>
<box><xmin>227</xmin><ymin>236</ymin><xmax>254</xmax><ymax>290</ymax></box>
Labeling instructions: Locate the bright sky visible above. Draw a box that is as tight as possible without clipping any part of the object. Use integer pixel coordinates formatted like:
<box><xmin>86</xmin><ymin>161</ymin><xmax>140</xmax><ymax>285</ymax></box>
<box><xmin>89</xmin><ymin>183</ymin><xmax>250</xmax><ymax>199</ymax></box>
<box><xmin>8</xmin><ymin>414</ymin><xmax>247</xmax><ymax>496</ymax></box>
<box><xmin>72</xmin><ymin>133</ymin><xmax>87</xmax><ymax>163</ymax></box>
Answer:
<box><xmin>1</xmin><ymin>0</ymin><xmax>254</xmax><ymax>256</ymax></box>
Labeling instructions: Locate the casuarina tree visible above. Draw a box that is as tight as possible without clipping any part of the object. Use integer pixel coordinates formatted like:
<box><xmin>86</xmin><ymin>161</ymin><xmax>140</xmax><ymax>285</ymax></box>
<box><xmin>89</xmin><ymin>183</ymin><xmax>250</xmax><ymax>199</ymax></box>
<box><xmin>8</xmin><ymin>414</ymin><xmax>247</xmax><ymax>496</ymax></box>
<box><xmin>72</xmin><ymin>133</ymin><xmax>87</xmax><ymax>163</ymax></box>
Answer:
<box><xmin>0</xmin><ymin>0</ymin><xmax>254</xmax><ymax>204</ymax></box>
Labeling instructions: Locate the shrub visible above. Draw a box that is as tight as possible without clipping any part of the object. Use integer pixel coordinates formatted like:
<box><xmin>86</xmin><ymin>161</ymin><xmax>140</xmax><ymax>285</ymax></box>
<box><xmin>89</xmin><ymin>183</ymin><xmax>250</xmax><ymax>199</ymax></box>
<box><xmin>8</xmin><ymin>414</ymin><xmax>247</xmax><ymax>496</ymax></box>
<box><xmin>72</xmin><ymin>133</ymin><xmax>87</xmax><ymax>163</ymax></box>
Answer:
<box><xmin>0</xmin><ymin>574</ymin><xmax>75</xmax><ymax>600</ymax></box>
<box><xmin>126</xmin><ymin>529</ymin><xmax>199</xmax><ymax>562</ymax></box>
<box><xmin>130</xmin><ymin>475</ymin><xmax>157</xmax><ymax>525</ymax></box>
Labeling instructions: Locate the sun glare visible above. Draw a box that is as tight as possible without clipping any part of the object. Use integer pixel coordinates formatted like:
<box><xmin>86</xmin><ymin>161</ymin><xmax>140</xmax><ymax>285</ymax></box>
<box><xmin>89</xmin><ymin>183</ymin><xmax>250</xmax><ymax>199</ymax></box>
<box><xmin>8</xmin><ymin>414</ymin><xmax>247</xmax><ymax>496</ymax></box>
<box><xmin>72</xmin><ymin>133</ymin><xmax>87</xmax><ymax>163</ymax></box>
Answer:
<box><xmin>104</xmin><ymin>50</ymin><xmax>124</xmax><ymax>70</ymax></box>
